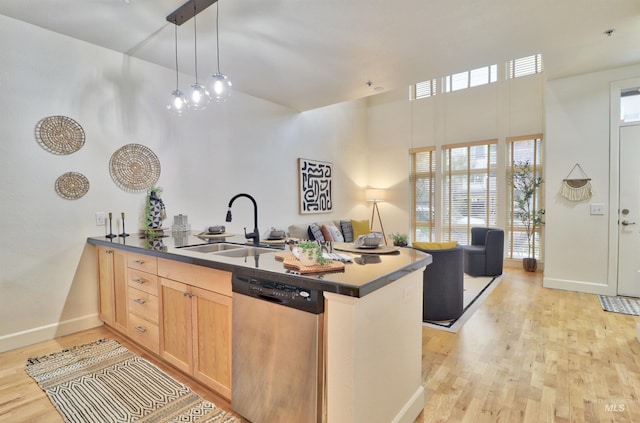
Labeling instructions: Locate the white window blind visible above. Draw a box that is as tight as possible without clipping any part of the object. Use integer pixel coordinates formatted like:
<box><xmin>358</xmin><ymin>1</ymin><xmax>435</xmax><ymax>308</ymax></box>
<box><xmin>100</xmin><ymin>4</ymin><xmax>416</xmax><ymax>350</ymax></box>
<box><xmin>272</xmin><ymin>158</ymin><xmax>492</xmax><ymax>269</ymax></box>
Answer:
<box><xmin>508</xmin><ymin>54</ymin><xmax>543</xmax><ymax>79</ymax></box>
<box><xmin>410</xmin><ymin>148</ymin><xmax>436</xmax><ymax>242</ymax></box>
<box><xmin>413</xmin><ymin>79</ymin><xmax>437</xmax><ymax>100</ymax></box>
<box><xmin>441</xmin><ymin>141</ymin><xmax>497</xmax><ymax>244</ymax></box>
<box><xmin>507</xmin><ymin>135</ymin><xmax>544</xmax><ymax>259</ymax></box>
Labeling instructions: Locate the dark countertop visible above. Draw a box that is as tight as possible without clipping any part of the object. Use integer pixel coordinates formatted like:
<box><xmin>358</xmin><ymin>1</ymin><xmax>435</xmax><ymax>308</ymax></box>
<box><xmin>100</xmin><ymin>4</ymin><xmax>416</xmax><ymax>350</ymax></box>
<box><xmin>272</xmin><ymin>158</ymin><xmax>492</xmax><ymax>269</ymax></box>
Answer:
<box><xmin>87</xmin><ymin>231</ymin><xmax>431</xmax><ymax>298</ymax></box>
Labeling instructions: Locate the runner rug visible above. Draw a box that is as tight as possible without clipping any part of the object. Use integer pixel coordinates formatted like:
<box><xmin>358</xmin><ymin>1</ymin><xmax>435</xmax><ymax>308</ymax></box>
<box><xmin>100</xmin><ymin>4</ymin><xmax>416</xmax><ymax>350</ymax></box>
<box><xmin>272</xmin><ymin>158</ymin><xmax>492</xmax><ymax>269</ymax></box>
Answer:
<box><xmin>423</xmin><ymin>274</ymin><xmax>502</xmax><ymax>333</ymax></box>
<box><xmin>24</xmin><ymin>338</ymin><xmax>239</xmax><ymax>423</ymax></box>
<box><xmin>598</xmin><ymin>295</ymin><xmax>640</xmax><ymax>316</ymax></box>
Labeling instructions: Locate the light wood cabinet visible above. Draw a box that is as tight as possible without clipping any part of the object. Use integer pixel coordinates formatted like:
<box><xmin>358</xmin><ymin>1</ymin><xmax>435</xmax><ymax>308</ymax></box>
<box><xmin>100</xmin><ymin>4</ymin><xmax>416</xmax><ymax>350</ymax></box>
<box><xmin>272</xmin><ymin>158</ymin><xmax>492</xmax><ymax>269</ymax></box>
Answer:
<box><xmin>158</xmin><ymin>258</ymin><xmax>232</xmax><ymax>399</ymax></box>
<box><xmin>126</xmin><ymin>253</ymin><xmax>159</xmax><ymax>354</ymax></box>
<box><xmin>96</xmin><ymin>245</ymin><xmax>128</xmax><ymax>334</ymax></box>
<box><xmin>96</xmin><ymin>247</ymin><xmax>232</xmax><ymax>399</ymax></box>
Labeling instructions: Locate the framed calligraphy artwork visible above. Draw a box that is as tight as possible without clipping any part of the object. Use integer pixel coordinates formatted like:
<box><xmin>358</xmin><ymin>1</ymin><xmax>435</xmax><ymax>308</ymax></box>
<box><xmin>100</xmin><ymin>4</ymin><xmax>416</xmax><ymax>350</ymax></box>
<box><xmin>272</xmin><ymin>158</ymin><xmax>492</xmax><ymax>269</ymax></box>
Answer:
<box><xmin>298</xmin><ymin>158</ymin><xmax>333</xmax><ymax>214</ymax></box>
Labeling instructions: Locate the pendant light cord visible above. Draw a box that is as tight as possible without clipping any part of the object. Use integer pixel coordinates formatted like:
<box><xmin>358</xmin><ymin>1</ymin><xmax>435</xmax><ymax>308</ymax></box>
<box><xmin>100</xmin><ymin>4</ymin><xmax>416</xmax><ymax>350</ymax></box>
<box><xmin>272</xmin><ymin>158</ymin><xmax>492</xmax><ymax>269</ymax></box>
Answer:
<box><xmin>174</xmin><ymin>21</ymin><xmax>179</xmax><ymax>90</ymax></box>
<box><xmin>216</xmin><ymin>1</ymin><xmax>221</xmax><ymax>74</ymax></box>
<box><xmin>193</xmin><ymin>3</ymin><xmax>199</xmax><ymax>83</ymax></box>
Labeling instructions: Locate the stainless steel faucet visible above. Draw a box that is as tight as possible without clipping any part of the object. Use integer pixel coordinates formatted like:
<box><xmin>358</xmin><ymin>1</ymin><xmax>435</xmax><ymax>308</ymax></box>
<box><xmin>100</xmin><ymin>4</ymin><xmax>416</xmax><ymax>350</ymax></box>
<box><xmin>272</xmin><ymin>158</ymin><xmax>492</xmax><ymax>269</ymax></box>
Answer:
<box><xmin>226</xmin><ymin>193</ymin><xmax>260</xmax><ymax>245</ymax></box>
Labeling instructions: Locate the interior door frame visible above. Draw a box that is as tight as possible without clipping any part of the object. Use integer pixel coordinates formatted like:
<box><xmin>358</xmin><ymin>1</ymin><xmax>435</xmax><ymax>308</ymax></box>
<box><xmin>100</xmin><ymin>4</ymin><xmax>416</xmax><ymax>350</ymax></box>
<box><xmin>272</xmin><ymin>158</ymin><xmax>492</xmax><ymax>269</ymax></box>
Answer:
<box><xmin>609</xmin><ymin>77</ymin><xmax>640</xmax><ymax>294</ymax></box>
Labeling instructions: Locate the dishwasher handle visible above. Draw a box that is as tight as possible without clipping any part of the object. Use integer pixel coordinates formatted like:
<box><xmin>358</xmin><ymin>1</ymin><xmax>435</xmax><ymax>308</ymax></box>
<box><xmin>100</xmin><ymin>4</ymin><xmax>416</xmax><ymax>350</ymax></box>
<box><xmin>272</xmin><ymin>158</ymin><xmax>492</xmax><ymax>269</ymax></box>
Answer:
<box><xmin>256</xmin><ymin>293</ymin><xmax>285</xmax><ymax>304</ymax></box>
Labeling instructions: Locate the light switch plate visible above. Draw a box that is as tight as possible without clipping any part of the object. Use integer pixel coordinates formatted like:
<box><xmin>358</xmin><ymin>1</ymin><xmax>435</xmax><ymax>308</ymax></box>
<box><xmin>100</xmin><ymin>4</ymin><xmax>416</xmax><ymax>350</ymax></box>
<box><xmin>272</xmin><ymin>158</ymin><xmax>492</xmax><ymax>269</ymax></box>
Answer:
<box><xmin>590</xmin><ymin>203</ymin><xmax>605</xmax><ymax>215</ymax></box>
<box><xmin>95</xmin><ymin>212</ymin><xmax>107</xmax><ymax>226</ymax></box>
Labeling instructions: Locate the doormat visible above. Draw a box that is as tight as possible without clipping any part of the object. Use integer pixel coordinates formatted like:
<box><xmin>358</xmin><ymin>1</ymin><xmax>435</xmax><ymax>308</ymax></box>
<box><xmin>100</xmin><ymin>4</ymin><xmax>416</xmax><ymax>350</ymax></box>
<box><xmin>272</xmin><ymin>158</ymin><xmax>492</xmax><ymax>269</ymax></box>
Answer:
<box><xmin>25</xmin><ymin>338</ymin><xmax>239</xmax><ymax>423</ymax></box>
<box><xmin>423</xmin><ymin>275</ymin><xmax>502</xmax><ymax>333</ymax></box>
<box><xmin>598</xmin><ymin>295</ymin><xmax>640</xmax><ymax>316</ymax></box>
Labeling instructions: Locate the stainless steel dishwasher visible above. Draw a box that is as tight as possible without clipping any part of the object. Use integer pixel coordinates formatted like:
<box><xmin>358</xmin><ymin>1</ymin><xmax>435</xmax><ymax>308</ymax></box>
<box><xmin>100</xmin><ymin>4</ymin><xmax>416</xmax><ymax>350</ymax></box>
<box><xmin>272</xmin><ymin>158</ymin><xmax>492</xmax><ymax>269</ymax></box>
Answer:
<box><xmin>231</xmin><ymin>270</ymin><xmax>324</xmax><ymax>423</ymax></box>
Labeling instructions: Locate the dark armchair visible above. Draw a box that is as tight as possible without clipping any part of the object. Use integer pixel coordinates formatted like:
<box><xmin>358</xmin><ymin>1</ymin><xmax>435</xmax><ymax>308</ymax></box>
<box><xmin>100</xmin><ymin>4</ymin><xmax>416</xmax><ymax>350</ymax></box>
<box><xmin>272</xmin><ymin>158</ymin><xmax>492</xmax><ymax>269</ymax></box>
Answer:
<box><xmin>462</xmin><ymin>227</ymin><xmax>504</xmax><ymax>277</ymax></box>
<box><xmin>413</xmin><ymin>245</ymin><xmax>464</xmax><ymax>321</ymax></box>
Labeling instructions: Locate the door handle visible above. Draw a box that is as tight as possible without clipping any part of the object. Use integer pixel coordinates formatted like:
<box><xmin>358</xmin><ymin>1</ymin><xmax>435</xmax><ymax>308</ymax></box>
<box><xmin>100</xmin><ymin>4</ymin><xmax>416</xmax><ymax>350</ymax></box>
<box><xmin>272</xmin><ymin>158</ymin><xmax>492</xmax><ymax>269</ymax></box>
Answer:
<box><xmin>621</xmin><ymin>220</ymin><xmax>636</xmax><ymax>226</ymax></box>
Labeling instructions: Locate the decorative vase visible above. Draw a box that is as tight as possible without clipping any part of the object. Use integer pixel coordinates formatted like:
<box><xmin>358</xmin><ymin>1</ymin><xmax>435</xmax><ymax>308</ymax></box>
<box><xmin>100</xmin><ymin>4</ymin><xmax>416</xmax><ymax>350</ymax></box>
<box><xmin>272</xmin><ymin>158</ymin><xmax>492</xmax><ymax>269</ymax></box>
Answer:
<box><xmin>523</xmin><ymin>257</ymin><xmax>537</xmax><ymax>272</ymax></box>
<box><xmin>146</xmin><ymin>190</ymin><xmax>166</xmax><ymax>229</ymax></box>
<box><xmin>293</xmin><ymin>246</ymin><xmax>320</xmax><ymax>266</ymax></box>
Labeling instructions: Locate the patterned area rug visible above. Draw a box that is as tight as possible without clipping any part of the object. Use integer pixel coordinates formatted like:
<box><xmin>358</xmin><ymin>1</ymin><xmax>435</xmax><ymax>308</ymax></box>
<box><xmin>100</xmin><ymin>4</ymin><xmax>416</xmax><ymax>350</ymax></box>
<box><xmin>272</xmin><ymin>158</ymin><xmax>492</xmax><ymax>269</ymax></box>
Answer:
<box><xmin>598</xmin><ymin>295</ymin><xmax>640</xmax><ymax>316</ymax></box>
<box><xmin>423</xmin><ymin>274</ymin><xmax>502</xmax><ymax>333</ymax></box>
<box><xmin>25</xmin><ymin>339</ymin><xmax>239</xmax><ymax>423</ymax></box>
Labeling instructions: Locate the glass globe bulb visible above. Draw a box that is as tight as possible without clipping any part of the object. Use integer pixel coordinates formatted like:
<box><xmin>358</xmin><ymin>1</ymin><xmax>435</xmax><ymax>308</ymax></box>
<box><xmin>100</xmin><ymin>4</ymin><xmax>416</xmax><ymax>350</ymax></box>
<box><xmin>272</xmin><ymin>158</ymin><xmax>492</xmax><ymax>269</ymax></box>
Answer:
<box><xmin>207</xmin><ymin>73</ymin><xmax>232</xmax><ymax>102</ymax></box>
<box><xmin>189</xmin><ymin>83</ymin><xmax>211</xmax><ymax>110</ymax></box>
<box><xmin>167</xmin><ymin>90</ymin><xmax>189</xmax><ymax>115</ymax></box>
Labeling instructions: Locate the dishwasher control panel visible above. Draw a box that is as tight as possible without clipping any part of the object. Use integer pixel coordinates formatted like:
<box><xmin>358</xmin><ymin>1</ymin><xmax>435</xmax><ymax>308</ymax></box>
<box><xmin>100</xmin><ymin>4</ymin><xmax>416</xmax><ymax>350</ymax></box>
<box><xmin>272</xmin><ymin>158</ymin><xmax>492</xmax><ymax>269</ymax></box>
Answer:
<box><xmin>232</xmin><ymin>272</ymin><xmax>324</xmax><ymax>314</ymax></box>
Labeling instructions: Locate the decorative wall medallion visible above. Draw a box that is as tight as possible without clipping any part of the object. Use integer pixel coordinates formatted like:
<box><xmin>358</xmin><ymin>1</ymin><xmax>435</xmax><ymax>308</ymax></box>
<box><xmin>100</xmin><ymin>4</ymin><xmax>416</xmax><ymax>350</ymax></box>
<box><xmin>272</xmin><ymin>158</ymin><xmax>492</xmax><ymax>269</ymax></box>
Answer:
<box><xmin>55</xmin><ymin>172</ymin><xmax>89</xmax><ymax>200</ymax></box>
<box><xmin>109</xmin><ymin>144</ymin><xmax>161</xmax><ymax>192</ymax></box>
<box><xmin>298</xmin><ymin>158</ymin><xmax>333</xmax><ymax>214</ymax></box>
<box><xmin>35</xmin><ymin>116</ymin><xmax>85</xmax><ymax>155</ymax></box>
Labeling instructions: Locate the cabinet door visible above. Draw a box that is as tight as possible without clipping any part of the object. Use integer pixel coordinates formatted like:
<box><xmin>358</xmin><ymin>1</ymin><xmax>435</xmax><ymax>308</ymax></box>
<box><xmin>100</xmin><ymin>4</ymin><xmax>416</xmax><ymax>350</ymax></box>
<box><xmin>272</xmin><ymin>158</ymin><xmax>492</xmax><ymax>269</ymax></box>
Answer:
<box><xmin>112</xmin><ymin>248</ymin><xmax>128</xmax><ymax>333</ymax></box>
<box><xmin>160</xmin><ymin>277</ymin><xmax>192</xmax><ymax>374</ymax></box>
<box><xmin>97</xmin><ymin>246</ymin><xmax>115</xmax><ymax>325</ymax></box>
<box><xmin>192</xmin><ymin>286</ymin><xmax>232</xmax><ymax>399</ymax></box>
<box><xmin>96</xmin><ymin>246</ymin><xmax>127</xmax><ymax>333</ymax></box>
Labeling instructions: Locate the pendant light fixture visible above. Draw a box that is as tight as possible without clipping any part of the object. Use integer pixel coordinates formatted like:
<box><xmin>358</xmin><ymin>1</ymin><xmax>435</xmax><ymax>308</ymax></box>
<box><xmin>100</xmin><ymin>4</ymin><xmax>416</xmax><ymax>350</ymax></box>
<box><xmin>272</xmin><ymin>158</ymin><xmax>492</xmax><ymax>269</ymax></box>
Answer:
<box><xmin>206</xmin><ymin>0</ymin><xmax>232</xmax><ymax>102</ymax></box>
<box><xmin>188</xmin><ymin>2</ymin><xmax>210</xmax><ymax>110</ymax></box>
<box><xmin>167</xmin><ymin>21</ymin><xmax>189</xmax><ymax>114</ymax></box>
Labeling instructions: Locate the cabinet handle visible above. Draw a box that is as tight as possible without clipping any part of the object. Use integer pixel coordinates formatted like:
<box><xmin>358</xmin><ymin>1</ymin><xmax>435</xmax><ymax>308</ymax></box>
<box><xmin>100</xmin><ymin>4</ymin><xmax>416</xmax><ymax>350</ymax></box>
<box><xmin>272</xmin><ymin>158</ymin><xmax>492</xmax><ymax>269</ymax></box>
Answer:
<box><xmin>135</xmin><ymin>326</ymin><xmax>147</xmax><ymax>333</ymax></box>
<box><xmin>183</xmin><ymin>291</ymin><xmax>194</xmax><ymax>298</ymax></box>
<box><xmin>133</xmin><ymin>298</ymin><xmax>146</xmax><ymax>305</ymax></box>
<box><xmin>133</xmin><ymin>278</ymin><xmax>145</xmax><ymax>284</ymax></box>
<box><xmin>134</xmin><ymin>260</ymin><xmax>145</xmax><ymax>264</ymax></box>
<box><xmin>106</xmin><ymin>250</ymin><xmax>113</xmax><ymax>254</ymax></box>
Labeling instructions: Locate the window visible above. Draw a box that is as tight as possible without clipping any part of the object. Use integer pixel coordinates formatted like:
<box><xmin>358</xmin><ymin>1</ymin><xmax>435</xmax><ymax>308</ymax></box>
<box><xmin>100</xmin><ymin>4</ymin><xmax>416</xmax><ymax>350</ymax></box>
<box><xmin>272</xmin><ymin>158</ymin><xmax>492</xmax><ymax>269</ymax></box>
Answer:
<box><xmin>412</xmin><ymin>79</ymin><xmax>437</xmax><ymax>100</ymax></box>
<box><xmin>507</xmin><ymin>54</ymin><xmax>543</xmax><ymax>79</ymax></box>
<box><xmin>507</xmin><ymin>135</ymin><xmax>544</xmax><ymax>259</ymax></box>
<box><xmin>443</xmin><ymin>65</ymin><xmax>498</xmax><ymax>93</ymax></box>
<box><xmin>441</xmin><ymin>141</ymin><xmax>497</xmax><ymax>244</ymax></box>
<box><xmin>410</xmin><ymin>148</ymin><xmax>436</xmax><ymax>241</ymax></box>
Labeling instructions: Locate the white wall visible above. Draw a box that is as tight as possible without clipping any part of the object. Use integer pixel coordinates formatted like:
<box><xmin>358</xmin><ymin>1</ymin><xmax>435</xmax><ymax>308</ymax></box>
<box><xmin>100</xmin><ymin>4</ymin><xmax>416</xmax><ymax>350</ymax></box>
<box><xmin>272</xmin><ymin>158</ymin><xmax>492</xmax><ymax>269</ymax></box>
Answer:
<box><xmin>544</xmin><ymin>63</ymin><xmax>640</xmax><ymax>294</ymax></box>
<box><xmin>0</xmin><ymin>15</ymin><xmax>369</xmax><ymax>352</ymax></box>
<box><xmin>365</xmin><ymin>73</ymin><xmax>544</xmax><ymax>241</ymax></box>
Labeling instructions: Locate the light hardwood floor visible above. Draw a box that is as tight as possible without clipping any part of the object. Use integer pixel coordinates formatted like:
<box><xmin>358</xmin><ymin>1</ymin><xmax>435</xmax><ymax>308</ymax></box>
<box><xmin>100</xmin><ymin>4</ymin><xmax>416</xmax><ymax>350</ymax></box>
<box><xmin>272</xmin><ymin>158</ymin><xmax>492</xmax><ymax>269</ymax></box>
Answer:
<box><xmin>1</xmin><ymin>269</ymin><xmax>639</xmax><ymax>422</ymax></box>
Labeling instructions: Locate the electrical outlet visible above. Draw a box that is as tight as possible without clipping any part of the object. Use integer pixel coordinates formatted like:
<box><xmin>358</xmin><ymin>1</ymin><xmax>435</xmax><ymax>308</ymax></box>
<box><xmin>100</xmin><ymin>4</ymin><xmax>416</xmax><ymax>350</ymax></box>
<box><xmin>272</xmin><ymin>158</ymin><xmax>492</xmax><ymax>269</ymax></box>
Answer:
<box><xmin>590</xmin><ymin>203</ymin><xmax>605</xmax><ymax>215</ymax></box>
<box><xmin>95</xmin><ymin>212</ymin><xmax>107</xmax><ymax>226</ymax></box>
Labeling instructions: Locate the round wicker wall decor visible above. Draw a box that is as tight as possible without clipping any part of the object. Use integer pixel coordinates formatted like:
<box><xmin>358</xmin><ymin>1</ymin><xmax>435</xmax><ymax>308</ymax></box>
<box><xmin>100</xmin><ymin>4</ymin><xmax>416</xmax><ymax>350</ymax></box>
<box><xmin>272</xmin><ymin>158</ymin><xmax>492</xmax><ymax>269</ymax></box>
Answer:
<box><xmin>55</xmin><ymin>172</ymin><xmax>90</xmax><ymax>200</ymax></box>
<box><xmin>35</xmin><ymin>116</ymin><xmax>85</xmax><ymax>155</ymax></box>
<box><xmin>109</xmin><ymin>144</ymin><xmax>161</xmax><ymax>192</ymax></box>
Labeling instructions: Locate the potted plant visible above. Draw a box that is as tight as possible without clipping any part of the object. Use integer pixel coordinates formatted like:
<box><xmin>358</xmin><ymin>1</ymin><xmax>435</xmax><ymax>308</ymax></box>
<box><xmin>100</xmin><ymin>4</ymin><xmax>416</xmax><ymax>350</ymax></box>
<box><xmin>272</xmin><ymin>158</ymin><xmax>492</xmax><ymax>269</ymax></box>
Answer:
<box><xmin>390</xmin><ymin>232</ymin><xmax>408</xmax><ymax>247</ymax></box>
<box><xmin>295</xmin><ymin>241</ymin><xmax>330</xmax><ymax>266</ymax></box>
<box><xmin>510</xmin><ymin>161</ymin><xmax>545</xmax><ymax>272</ymax></box>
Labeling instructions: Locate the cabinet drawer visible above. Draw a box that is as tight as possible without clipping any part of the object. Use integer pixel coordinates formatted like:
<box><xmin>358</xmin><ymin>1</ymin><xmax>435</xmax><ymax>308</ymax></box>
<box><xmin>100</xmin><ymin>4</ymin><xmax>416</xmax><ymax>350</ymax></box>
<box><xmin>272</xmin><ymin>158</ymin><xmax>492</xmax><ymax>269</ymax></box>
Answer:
<box><xmin>128</xmin><ymin>252</ymin><xmax>157</xmax><ymax>274</ymax></box>
<box><xmin>127</xmin><ymin>287</ymin><xmax>158</xmax><ymax>324</ymax></box>
<box><xmin>128</xmin><ymin>268</ymin><xmax>158</xmax><ymax>295</ymax></box>
<box><xmin>128</xmin><ymin>313</ymin><xmax>159</xmax><ymax>354</ymax></box>
<box><xmin>157</xmin><ymin>258</ymin><xmax>232</xmax><ymax>296</ymax></box>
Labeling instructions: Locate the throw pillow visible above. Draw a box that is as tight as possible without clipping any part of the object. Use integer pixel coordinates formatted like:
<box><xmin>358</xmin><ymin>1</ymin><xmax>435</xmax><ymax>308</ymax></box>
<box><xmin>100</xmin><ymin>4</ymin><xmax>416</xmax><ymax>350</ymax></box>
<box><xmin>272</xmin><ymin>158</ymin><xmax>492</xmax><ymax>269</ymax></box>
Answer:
<box><xmin>412</xmin><ymin>241</ymin><xmax>458</xmax><ymax>250</ymax></box>
<box><xmin>326</xmin><ymin>225</ymin><xmax>344</xmax><ymax>242</ymax></box>
<box><xmin>351</xmin><ymin>219</ymin><xmax>371</xmax><ymax>239</ymax></box>
<box><xmin>340</xmin><ymin>220</ymin><xmax>354</xmax><ymax>242</ymax></box>
<box><xmin>320</xmin><ymin>225</ymin><xmax>333</xmax><ymax>242</ymax></box>
<box><xmin>308</xmin><ymin>223</ymin><xmax>325</xmax><ymax>242</ymax></box>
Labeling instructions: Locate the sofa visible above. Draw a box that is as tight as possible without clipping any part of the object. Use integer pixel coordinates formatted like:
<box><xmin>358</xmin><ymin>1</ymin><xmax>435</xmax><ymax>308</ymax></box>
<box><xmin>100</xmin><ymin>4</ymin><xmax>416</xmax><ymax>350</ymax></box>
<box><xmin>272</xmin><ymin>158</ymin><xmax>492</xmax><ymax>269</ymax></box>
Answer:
<box><xmin>412</xmin><ymin>242</ymin><xmax>464</xmax><ymax>321</ymax></box>
<box><xmin>287</xmin><ymin>219</ymin><xmax>372</xmax><ymax>243</ymax></box>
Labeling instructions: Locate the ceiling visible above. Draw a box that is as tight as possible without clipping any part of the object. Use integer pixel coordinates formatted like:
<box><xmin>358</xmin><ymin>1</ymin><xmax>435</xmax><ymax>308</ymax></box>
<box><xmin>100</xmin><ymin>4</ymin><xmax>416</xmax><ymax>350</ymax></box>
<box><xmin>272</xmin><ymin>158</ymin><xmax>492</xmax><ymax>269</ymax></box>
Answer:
<box><xmin>1</xmin><ymin>0</ymin><xmax>639</xmax><ymax>111</ymax></box>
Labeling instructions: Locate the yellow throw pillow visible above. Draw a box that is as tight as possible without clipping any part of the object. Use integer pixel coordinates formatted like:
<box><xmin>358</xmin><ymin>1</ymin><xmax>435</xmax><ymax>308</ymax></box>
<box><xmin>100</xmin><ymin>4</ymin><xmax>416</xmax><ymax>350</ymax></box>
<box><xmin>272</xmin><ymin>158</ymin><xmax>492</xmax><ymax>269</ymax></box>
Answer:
<box><xmin>412</xmin><ymin>241</ymin><xmax>458</xmax><ymax>250</ymax></box>
<box><xmin>351</xmin><ymin>219</ymin><xmax>371</xmax><ymax>239</ymax></box>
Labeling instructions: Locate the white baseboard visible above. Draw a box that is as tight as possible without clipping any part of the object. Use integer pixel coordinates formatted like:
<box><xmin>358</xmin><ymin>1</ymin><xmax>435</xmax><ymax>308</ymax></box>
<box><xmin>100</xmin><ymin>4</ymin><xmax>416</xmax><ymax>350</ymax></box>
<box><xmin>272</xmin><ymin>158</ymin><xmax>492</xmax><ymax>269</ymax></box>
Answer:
<box><xmin>392</xmin><ymin>385</ymin><xmax>425</xmax><ymax>423</ymax></box>
<box><xmin>0</xmin><ymin>314</ymin><xmax>103</xmax><ymax>353</ymax></box>
<box><xmin>543</xmin><ymin>276</ymin><xmax>615</xmax><ymax>296</ymax></box>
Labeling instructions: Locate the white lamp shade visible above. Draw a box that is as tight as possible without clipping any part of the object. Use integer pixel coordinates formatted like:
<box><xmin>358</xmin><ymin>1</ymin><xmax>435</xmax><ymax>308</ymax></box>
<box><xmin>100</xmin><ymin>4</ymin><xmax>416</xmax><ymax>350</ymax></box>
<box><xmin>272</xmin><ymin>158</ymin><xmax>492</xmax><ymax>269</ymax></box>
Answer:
<box><xmin>365</xmin><ymin>188</ymin><xmax>386</xmax><ymax>202</ymax></box>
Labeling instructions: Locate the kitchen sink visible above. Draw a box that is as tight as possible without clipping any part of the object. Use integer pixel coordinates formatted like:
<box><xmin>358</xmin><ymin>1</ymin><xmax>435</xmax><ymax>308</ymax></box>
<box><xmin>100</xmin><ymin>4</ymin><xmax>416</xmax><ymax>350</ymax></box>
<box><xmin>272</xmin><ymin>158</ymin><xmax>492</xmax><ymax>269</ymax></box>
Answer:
<box><xmin>214</xmin><ymin>246</ymin><xmax>276</xmax><ymax>258</ymax></box>
<box><xmin>180</xmin><ymin>243</ymin><xmax>245</xmax><ymax>253</ymax></box>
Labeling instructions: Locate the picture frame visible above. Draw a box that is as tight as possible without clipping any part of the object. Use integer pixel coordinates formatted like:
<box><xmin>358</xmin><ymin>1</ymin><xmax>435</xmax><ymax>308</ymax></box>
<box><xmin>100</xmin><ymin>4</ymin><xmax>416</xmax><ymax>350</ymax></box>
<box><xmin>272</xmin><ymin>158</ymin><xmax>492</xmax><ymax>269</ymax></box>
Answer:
<box><xmin>298</xmin><ymin>158</ymin><xmax>333</xmax><ymax>214</ymax></box>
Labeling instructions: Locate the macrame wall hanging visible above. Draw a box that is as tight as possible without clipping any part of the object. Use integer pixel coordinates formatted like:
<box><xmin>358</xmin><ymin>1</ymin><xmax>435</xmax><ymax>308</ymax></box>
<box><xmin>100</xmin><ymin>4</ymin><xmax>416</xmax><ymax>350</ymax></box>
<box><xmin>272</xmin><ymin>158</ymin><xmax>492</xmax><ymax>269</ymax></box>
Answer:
<box><xmin>560</xmin><ymin>163</ymin><xmax>592</xmax><ymax>201</ymax></box>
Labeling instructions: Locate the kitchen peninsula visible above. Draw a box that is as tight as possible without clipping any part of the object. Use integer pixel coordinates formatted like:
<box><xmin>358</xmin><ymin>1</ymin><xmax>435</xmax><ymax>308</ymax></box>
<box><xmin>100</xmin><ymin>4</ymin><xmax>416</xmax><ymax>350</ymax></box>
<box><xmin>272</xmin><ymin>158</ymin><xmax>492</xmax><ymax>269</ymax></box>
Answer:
<box><xmin>87</xmin><ymin>231</ymin><xmax>431</xmax><ymax>423</ymax></box>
